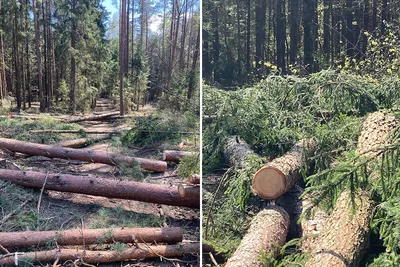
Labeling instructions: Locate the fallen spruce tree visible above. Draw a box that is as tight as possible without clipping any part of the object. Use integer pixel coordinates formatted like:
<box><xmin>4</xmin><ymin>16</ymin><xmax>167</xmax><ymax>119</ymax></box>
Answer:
<box><xmin>30</xmin><ymin>129</ymin><xmax>124</xmax><ymax>134</ymax></box>
<box><xmin>0</xmin><ymin>243</ymin><xmax>200</xmax><ymax>265</ymax></box>
<box><xmin>0</xmin><ymin>227</ymin><xmax>183</xmax><ymax>248</ymax></box>
<box><xmin>223</xmin><ymin>136</ymin><xmax>261</xmax><ymax>168</ymax></box>
<box><xmin>224</xmin><ymin>206</ymin><xmax>290</xmax><ymax>266</ymax></box>
<box><xmin>0</xmin><ymin>169</ymin><xmax>199</xmax><ymax>208</ymax></box>
<box><xmin>252</xmin><ymin>139</ymin><xmax>316</xmax><ymax>200</ymax></box>
<box><xmin>0</xmin><ymin>138</ymin><xmax>167</xmax><ymax>172</ymax></box>
<box><xmin>65</xmin><ymin>111</ymin><xmax>120</xmax><ymax>123</ymax></box>
<box><xmin>56</xmin><ymin>134</ymin><xmax>112</xmax><ymax>148</ymax></box>
<box><xmin>304</xmin><ymin>111</ymin><xmax>398</xmax><ymax>266</ymax></box>
<box><xmin>163</xmin><ymin>150</ymin><xmax>197</xmax><ymax>162</ymax></box>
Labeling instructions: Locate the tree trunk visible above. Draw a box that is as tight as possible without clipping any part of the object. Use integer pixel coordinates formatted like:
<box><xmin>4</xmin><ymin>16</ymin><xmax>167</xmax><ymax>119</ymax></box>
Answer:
<box><xmin>381</xmin><ymin>0</ymin><xmax>388</xmax><ymax>35</ymax></box>
<box><xmin>32</xmin><ymin>0</ymin><xmax>45</xmax><ymax>112</ymax></box>
<box><xmin>0</xmin><ymin>227</ymin><xmax>182</xmax><ymax>249</ymax></box>
<box><xmin>362</xmin><ymin>0</ymin><xmax>369</xmax><ymax>56</ymax></box>
<box><xmin>0</xmin><ymin>243</ymin><xmax>200</xmax><ymax>265</ymax></box>
<box><xmin>289</xmin><ymin>0</ymin><xmax>300</xmax><ymax>65</ymax></box>
<box><xmin>252</xmin><ymin>139</ymin><xmax>316</xmax><ymax>200</ymax></box>
<box><xmin>323</xmin><ymin>0</ymin><xmax>331</xmax><ymax>64</ymax></box>
<box><xmin>225</xmin><ymin>206</ymin><xmax>290</xmax><ymax>267</ymax></box>
<box><xmin>177</xmin><ymin>184</ymin><xmax>200</xmax><ymax>198</ymax></box>
<box><xmin>223</xmin><ymin>136</ymin><xmax>260</xmax><ymax>168</ymax></box>
<box><xmin>187</xmin><ymin>26</ymin><xmax>200</xmax><ymax>100</ymax></box>
<box><xmin>345</xmin><ymin>0</ymin><xmax>355</xmax><ymax>58</ymax></box>
<box><xmin>0</xmin><ymin>0</ymin><xmax>6</xmax><ymax>101</ymax></box>
<box><xmin>66</xmin><ymin>111</ymin><xmax>120</xmax><ymax>123</ymax></box>
<box><xmin>0</xmin><ymin>138</ymin><xmax>167</xmax><ymax>172</ymax></box>
<box><xmin>70</xmin><ymin>0</ymin><xmax>77</xmax><ymax>114</ymax></box>
<box><xmin>188</xmin><ymin>174</ymin><xmax>200</xmax><ymax>185</ymax></box>
<box><xmin>0</xmin><ymin>169</ymin><xmax>199</xmax><ymax>208</ymax></box>
<box><xmin>246</xmin><ymin>0</ymin><xmax>251</xmax><ymax>75</ymax></box>
<box><xmin>163</xmin><ymin>150</ymin><xmax>197</xmax><ymax>162</ymax></box>
<box><xmin>303</xmin><ymin>0</ymin><xmax>314</xmax><ymax>72</ymax></box>
<box><xmin>372</xmin><ymin>0</ymin><xmax>377</xmax><ymax>33</ymax></box>
<box><xmin>276</xmin><ymin>0</ymin><xmax>286</xmax><ymax>73</ymax></box>
<box><xmin>56</xmin><ymin>134</ymin><xmax>112</xmax><ymax>148</ymax></box>
<box><xmin>30</xmin><ymin>129</ymin><xmax>123</xmax><ymax>134</ymax></box>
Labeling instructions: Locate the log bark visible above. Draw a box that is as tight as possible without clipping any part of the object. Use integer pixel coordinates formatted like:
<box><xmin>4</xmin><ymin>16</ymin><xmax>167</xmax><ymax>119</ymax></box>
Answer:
<box><xmin>56</xmin><ymin>134</ymin><xmax>112</xmax><ymax>148</ymax></box>
<box><xmin>177</xmin><ymin>184</ymin><xmax>200</xmax><ymax>198</ymax></box>
<box><xmin>225</xmin><ymin>206</ymin><xmax>290</xmax><ymax>267</ymax></box>
<box><xmin>305</xmin><ymin>112</ymin><xmax>398</xmax><ymax>266</ymax></box>
<box><xmin>0</xmin><ymin>243</ymin><xmax>200</xmax><ymax>265</ymax></box>
<box><xmin>0</xmin><ymin>227</ymin><xmax>182</xmax><ymax>249</ymax></box>
<box><xmin>163</xmin><ymin>150</ymin><xmax>197</xmax><ymax>162</ymax></box>
<box><xmin>223</xmin><ymin>136</ymin><xmax>260</xmax><ymax>168</ymax></box>
<box><xmin>252</xmin><ymin>139</ymin><xmax>316</xmax><ymax>200</ymax></box>
<box><xmin>0</xmin><ymin>169</ymin><xmax>199</xmax><ymax>208</ymax></box>
<box><xmin>66</xmin><ymin>111</ymin><xmax>120</xmax><ymax>123</ymax></box>
<box><xmin>30</xmin><ymin>129</ymin><xmax>124</xmax><ymax>134</ymax></box>
<box><xmin>188</xmin><ymin>174</ymin><xmax>200</xmax><ymax>185</ymax></box>
<box><xmin>0</xmin><ymin>138</ymin><xmax>167</xmax><ymax>172</ymax></box>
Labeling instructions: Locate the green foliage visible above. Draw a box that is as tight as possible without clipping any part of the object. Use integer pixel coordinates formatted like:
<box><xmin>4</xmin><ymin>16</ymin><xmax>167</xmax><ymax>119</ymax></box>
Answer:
<box><xmin>177</xmin><ymin>154</ymin><xmax>200</xmax><ymax>179</ymax></box>
<box><xmin>110</xmin><ymin>242</ymin><xmax>130</xmax><ymax>251</ymax></box>
<box><xmin>367</xmin><ymin>252</ymin><xmax>400</xmax><ymax>267</ymax></box>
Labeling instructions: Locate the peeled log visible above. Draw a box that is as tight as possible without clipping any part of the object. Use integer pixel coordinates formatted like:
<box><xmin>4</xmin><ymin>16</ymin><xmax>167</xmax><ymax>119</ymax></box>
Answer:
<box><xmin>56</xmin><ymin>134</ymin><xmax>111</xmax><ymax>148</ymax></box>
<box><xmin>223</xmin><ymin>136</ymin><xmax>260</xmax><ymax>168</ymax></box>
<box><xmin>0</xmin><ymin>138</ymin><xmax>167</xmax><ymax>172</ymax></box>
<box><xmin>177</xmin><ymin>184</ymin><xmax>200</xmax><ymax>198</ymax></box>
<box><xmin>252</xmin><ymin>139</ymin><xmax>316</xmax><ymax>200</ymax></box>
<box><xmin>0</xmin><ymin>227</ymin><xmax>182</xmax><ymax>249</ymax></box>
<box><xmin>304</xmin><ymin>192</ymin><xmax>372</xmax><ymax>267</ymax></box>
<box><xmin>188</xmin><ymin>174</ymin><xmax>200</xmax><ymax>185</ymax></box>
<box><xmin>163</xmin><ymin>150</ymin><xmax>197</xmax><ymax>162</ymax></box>
<box><xmin>0</xmin><ymin>243</ymin><xmax>200</xmax><ymax>265</ymax></box>
<box><xmin>225</xmin><ymin>206</ymin><xmax>290</xmax><ymax>267</ymax></box>
<box><xmin>66</xmin><ymin>111</ymin><xmax>120</xmax><ymax>123</ymax></box>
<box><xmin>0</xmin><ymin>169</ymin><xmax>199</xmax><ymax>208</ymax></box>
<box><xmin>305</xmin><ymin>112</ymin><xmax>398</xmax><ymax>266</ymax></box>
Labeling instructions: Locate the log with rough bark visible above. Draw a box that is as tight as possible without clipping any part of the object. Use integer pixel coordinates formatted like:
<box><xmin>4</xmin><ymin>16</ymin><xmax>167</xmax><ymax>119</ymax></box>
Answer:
<box><xmin>188</xmin><ymin>174</ymin><xmax>200</xmax><ymax>185</ymax></box>
<box><xmin>163</xmin><ymin>150</ymin><xmax>197</xmax><ymax>162</ymax></box>
<box><xmin>252</xmin><ymin>139</ymin><xmax>316</xmax><ymax>200</ymax></box>
<box><xmin>223</xmin><ymin>136</ymin><xmax>261</xmax><ymax>168</ymax></box>
<box><xmin>30</xmin><ymin>129</ymin><xmax>124</xmax><ymax>134</ymax></box>
<box><xmin>0</xmin><ymin>243</ymin><xmax>200</xmax><ymax>265</ymax></box>
<box><xmin>305</xmin><ymin>112</ymin><xmax>398</xmax><ymax>266</ymax></box>
<box><xmin>0</xmin><ymin>138</ymin><xmax>167</xmax><ymax>172</ymax></box>
<box><xmin>56</xmin><ymin>134</ymin><xmax>112</xmax><ymax>148</ymax></box>
<box><xmin>177</xmin><ymin>184</ymin><xmax>200</xmax><ymax>198</ymax></box>
<box><xmin>0</xmin><ymin>227</ymin><xmax>182</xmax><ymax>248</ymax></box>
<box><xmin>225</xmin><ymin>206</ymin><xmax>290</xmax><ymax>267</ymax></box>
<box><xmin>66</xmin><ymin>111</ymin><xmax>120</xmax><ymax>123</ymax></box>
<box><xmin>0</xmin><ymin>169</ymin><xmax>199</xmax><ymax>208</ymax></box>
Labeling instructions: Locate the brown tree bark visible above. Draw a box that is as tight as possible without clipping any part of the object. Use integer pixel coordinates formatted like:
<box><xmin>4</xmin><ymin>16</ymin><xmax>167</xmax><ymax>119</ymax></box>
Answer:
<box><xmin>66</xmin><ymin>111</ymin><xmax>120</xmax><ymax>123</ymax></box>
<box><xmin>70</xmin><ymin>0</ymin><xmax>77</xmax><ymax>114</ymax></box>
<box><xmin>225</xmin><ymin>206</ymin><xmax>290</xmax><ymax>266</ymax></box>
<box><xmin>56</xmin><ymin>134</ymin><xmax>112</xmax><ymax>148</ymax></box>
<box><xmin>188</xmin><ymin>174</ymin><xmax>200</xmax><ymax>185</ymax></box>
<box><xmin>0</xmin><ymin>169</ymin><xmax>199</xmax><ymax>208</ymax></box>
<box><xmin>30</xmin><ymin>129</ymin><xmax>122</xmax><ymax>134</ymax></box>
<box><xmin>32</xmin><ymin>0</ymin><xmax>45</xmax><ymax>112</ymax></box>
<box><xmin>252</xmin><ymin>139</ymin><xmax>316</xmax><ymax>199</ymax></box>
<box><xmin>0</xmin><ymin>227</ymin><xmax>182</xmax><ymax>249</ymax></box>
<box><xmin>177</xmin><ymin>184</ymin><xmax>200</xmax><ymax>198</ymax></box>
<box><xmin>0</xmin><ymin>138</ymin><xmax>167</xmax><ymax>172</ymax></box>
<box><xmin>0</xmin><ymin>0</ymin><xmax>6</xmax><ymax>101</ymax></box>
<box><xmin>163</xmin><ymin>150</ymin><xmax>197</xmax><ymax>162</ymax></box>
<box><xmin>223</xmin><ymin>136</ymin><xmax>260</xmax><ymax>168</ymax></box>
<box><xmin>0</xmin><ymin>243</ymin><xmax>200</xmax><ymax>265</ymax></box>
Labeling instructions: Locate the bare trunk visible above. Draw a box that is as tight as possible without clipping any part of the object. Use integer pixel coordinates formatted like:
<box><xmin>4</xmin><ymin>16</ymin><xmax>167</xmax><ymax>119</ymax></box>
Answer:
<box><xmin>163</xmin><ymin>150</ymin><xmax>197</xmax><ymax>162</ymax></box>
<box><xmin>66</xmin><ymin>111</ymin><xmax>120</xmax><ymax>123</ymax></box>
<box><xmin>56</xmin><ymin>134</ymin><xmax>112</xmax><ymax>148</ymax></box>
<box><xmin>188</xmin><ymin>174</ymin><xmax>200</xmax><ymax>185</ymax></box>
<box><xmin>223</xmin><ymin>136</ymin><xmax>261</xmax><ymax>168</ymax></box>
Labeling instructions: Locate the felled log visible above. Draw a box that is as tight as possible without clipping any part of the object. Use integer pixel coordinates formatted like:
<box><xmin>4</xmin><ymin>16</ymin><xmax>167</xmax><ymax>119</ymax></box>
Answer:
<box><xmin>0</xmin><ymin>227</ymin><xmax>182</xmax><ymax>248</ymax></box>
<box><xmin>163</xmin><ymin>150</ymin><xmax>197</xmax><ymax>162</ymax></box>
<box><xmin>0</xmin><ymin>138</ymin><xmax>167</xmax><ymax>172</ymax></box>
<box><xmin>177</xmin><ymin>184</ymin><xmax>200</xmax><ymax>198</ymax></box>
<box><xmin>0</xmin><ymin>169</ymin><xmax>199</xmax><ymax>208</ymax></box>
<box><xmin>30</xmin><ymin>129</ymin><xmax>123</xmax><ymax>134</ymax></box>
<box><xmin>305</xmin><ymin>112</ymin><xmax>398</xmax><ymax>266</ymax></box>
<box><xmin>66</xmin><ymin>111</ymin><xmax>120</xmax><ymax>123</ymax></box>
<box><xmin>225</xmin><ymin>206</ymin><xmax>290</xmax><ymax>267</ymax></box>
<box><xmin>188</xmin><ymin>174</ymin><xmax>200</xmax><ymax>185</ymax></box>
<box><xmin>0</xmin><ymin>243</ymin><xmax>200</xmax><ymax>265</ymax></box>
<box><xmin>252</xmin><ymin>139</ymin><xmax>316</xmax><ymax>200</ymax></box>
<box><xmin>56</xmin><ymin>134</ymin><xmax>112</xmax><ymax>148</ymax></box>
<box><xmin>223</xmin><ymin>136</ymin><xmax>260</xmax><ymax>168</ymax></box>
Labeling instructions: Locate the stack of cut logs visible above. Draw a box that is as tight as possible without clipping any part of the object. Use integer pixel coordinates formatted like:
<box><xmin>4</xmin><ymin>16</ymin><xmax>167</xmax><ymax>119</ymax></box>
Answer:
<box><xmin>0</xmin><ymin>112</ymin><xmax>200</xmax><ymax>264</ymax></box>
<box><xmin>223</xmin><ymin>111</ymin><xmax>397</xmax><ymax>267</ymax></box>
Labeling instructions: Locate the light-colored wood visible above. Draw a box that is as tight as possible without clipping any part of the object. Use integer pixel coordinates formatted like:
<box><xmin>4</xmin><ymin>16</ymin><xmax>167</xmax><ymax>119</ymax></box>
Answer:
<box><xmin>188</xmin><ymin>174</ymin><xmax>200</xmax><ymax>185</ymax></box>
<box><xmin>177</xmin><ymin>184</ymin><xmax>200</xmax><ymax>198</ymax></box>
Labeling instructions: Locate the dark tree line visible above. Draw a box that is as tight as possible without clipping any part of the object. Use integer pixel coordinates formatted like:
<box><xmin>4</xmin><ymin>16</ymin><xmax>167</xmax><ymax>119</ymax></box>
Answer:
<box><xmin>203</xmin><ymin>0</ymin><xmax>400</xmax><ymax>86</ymax></box>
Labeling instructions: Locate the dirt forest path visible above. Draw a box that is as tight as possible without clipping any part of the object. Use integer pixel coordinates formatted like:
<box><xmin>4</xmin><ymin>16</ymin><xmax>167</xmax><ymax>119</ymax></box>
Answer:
<box><xmin>0</xmin><ymin>99</ymin><xmax>200</xmax><ymax>266</ymax></box>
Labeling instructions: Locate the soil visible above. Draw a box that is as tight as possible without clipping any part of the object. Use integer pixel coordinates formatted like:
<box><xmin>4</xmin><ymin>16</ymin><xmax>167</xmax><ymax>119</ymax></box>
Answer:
<box><xmin>0</xmin><ymin>99</ymin><xmax>200</xmax><ymax>267</ymax></box>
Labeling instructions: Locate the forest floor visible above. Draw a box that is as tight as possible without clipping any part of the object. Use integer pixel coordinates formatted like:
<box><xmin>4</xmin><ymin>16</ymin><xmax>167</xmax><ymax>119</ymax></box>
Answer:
<box><xmin>0</xmin><ymin>99</ymin><xmax>200</xmax><ymax>267</ymax></box>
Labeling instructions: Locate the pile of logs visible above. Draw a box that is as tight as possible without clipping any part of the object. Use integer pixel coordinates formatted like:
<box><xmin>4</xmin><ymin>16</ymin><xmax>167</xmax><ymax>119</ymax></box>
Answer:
<box><xmin>221</xmin><ymin>111</ymin><xmax>398</xmax><ymax>266</ymax></box>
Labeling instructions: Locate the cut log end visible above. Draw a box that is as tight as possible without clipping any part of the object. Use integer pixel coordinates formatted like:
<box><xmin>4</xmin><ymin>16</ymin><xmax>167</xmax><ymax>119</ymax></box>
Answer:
<box><xmin>177</xmin><ymin>184</ymin><xmax>200</xmax><ymax>199</ymax></box>
<box><xmin>252</xmin><ymin>166</ymin><xmax>286</xmax><ymax>200</ymax></box>
<box><xmin>188</xmin><ymin>174</ymin><xmax>200</xmax><ymax>185</ymax></box>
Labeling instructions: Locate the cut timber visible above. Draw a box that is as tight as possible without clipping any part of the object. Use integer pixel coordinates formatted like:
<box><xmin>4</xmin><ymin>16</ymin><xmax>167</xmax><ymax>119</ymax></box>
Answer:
<box><xmin>0</xmin><ymin>227</ymin><xmax>182</xmax><ymax>248</ymax></box>
<box><xmin>66</xmin><ymin>111</ymin><xmax>120</xmax><ymax>123</ymax></box>
<box><xmin>223</xmin><ymin>136</ymin><xmax>260</xmax><ymax>168</ymax></box>
<box><xmin>0</xmin><ymin>169</ymin><xmax>199</xmax><ymax>208</ymax></box>
<box><xmin>304</xmin><ymin>192</ymin><xmax>372</xmax><ymax>267</ymax></box>
<box><xmin>56</xmin><ymin>134</ymin><xmax>111</xmax><ymax>148</ymax></box>
<box><xmin>305</xmin><ymin>112</ymin><xmax>398</xmax><ymax>266</ymax></box>
<box><xmin>30</xmin><ymin>129</ymin><xmax>124</xmax><ymax>134</ymax></box>
<box><xmin>0</xmin><ymin>138</ymin><xmax>167</xmax><ymax>172</ymax></box>
<box><xmin>188</xmin><ymin>174</ymin><xmax>200</xmax><ymax>185</ymax></box>
<box><xmin>177</xmin><ymin>184</ymin><xmax>200</xmax><ymax>198</ymax></box>
<box><xmin>225</xmin><ymin>206</ymin><xmax>290</xmax><ymax>267</ymax></box>
<box><xmin>252</xmin><ymin>139</ymin><xmax>316</xmax><ymax>200</ymax></box>
<box><xmin>163</xmin><ymin>150</ymin><xmax>197</xmax><ymax>162</ymax></box>
<box><xmin>0</xmin><ymin>243</ymin><xmax>200</xmax><ymax>265</ymax></box>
